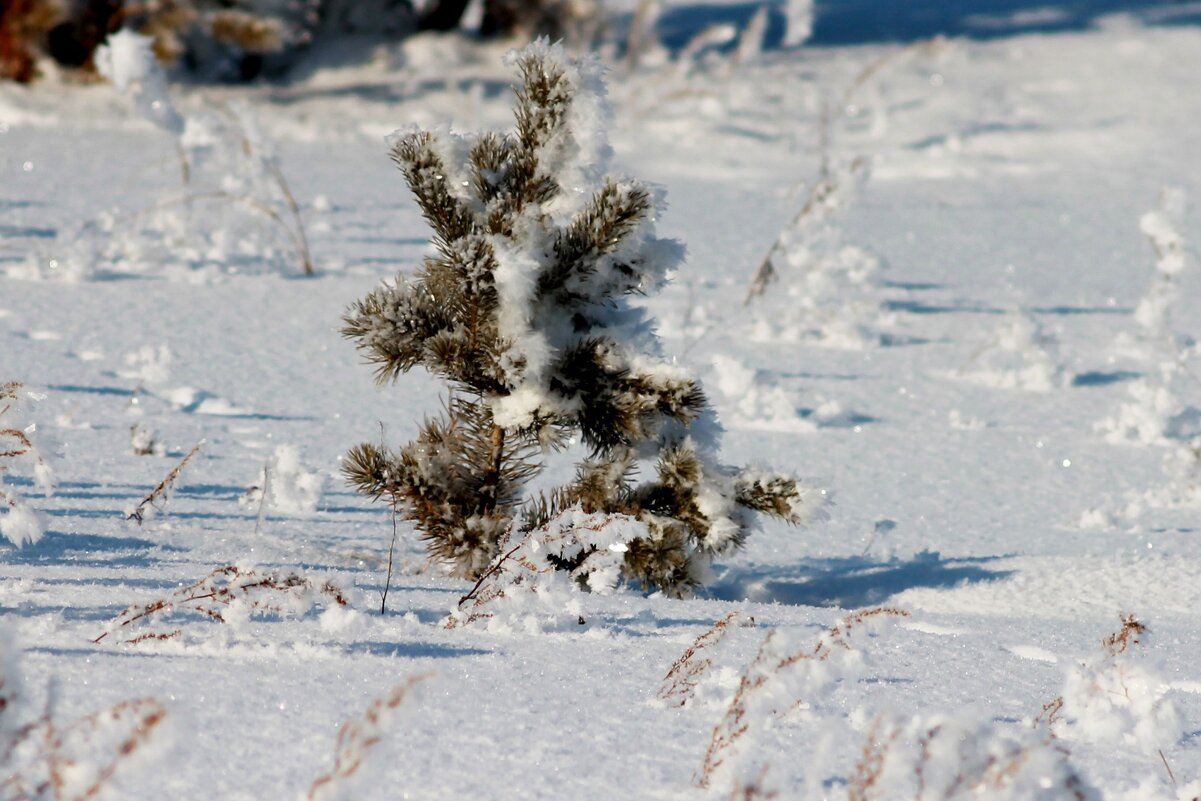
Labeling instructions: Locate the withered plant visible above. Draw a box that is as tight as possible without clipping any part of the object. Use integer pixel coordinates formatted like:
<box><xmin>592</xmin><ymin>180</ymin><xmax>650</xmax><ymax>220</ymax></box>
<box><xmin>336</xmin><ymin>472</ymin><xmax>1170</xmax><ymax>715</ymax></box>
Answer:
<box><xmin>94</xmin><ymin>564</ymin><xmax>349</xmax><ymax>644</ymax></box>
<box><xmin>846</xmin><ymin>717</ymin><xmax>901</xmax><ymax>801</ymax></box>
<box><xmin>1</xmin><ymin>382</ymin><xmax>53</xmax><ymax>547</ymax></box>
<box><xmin>1034</xmin><ymin>613</ymin><xmax>1185</xmax><ymax>790</ymax></box>
<box><xmin>844</xmin><ymin>715</ymin><xmax>1097</xmax><ymax>801</ymax></box>
<box><xmin>305</xmin><ymin>673</ymin><xmax>429</xmax><ymax>801</ymax></box>
<box><xmin>124</xmin><ymin>441</ymin><xmax>201</xmax><ymax>525</ymax></box>
<box><xmin>343</xmin><ymin>41</ymin><xmax>821</xmax><ymax>596</ymax></box>
<box><xmin>658</xmin><ymin>610</ymin><xmax>754</xmax><ymax>707</ymax></box>
<box><xmin>1034</xmin><ymin>613</ymin><xmax>1153</xmax><ymax>739</ymax></box>
<box><xmin>727</xmin><ymin>765</ymin><xmax>778</xmax><ymax>801</ymax></box>
<box><xmin>1</xmin><ymin>383</ymin><xmax>44</xmax><ymax>483</ymax></box>
<box><xmin>745</xmin><ymin>38</ymin><xmax>948</xmax><ymax>304</ymax></box>
<box><xmin>696</xmin><ymin>607</ymin><xmax>908</xmax><ymax>787</ymax></box>
<box><xmin>2</xmin><ymin>638</ymin><xmax>167</xmax><ymax>800</ymax></box>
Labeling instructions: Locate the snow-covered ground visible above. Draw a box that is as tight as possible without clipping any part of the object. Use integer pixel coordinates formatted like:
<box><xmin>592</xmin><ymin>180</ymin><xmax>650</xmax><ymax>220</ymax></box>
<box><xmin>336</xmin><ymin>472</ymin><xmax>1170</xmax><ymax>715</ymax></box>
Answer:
<box><xmin>3</xmin><ymin>3</ymin><xmax>1201</xmax><ymax>798</ymax></box>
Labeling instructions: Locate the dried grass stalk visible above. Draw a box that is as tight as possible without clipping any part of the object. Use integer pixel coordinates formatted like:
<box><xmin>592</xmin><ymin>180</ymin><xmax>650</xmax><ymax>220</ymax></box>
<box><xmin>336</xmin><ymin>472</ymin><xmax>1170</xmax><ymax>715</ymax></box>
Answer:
<box><xmin>2</xmin><ymin>695</ymin><xmax>167</xmax><ymax>801</ymax></box>
<box><xmin>306</xmin><ymin>674</ymin><xmax>430</xmax><ymax>801</ymax></box>
<box><xmin>696</xmin><ymin>607</ymin><xmax>908</xmax><ymax>787</ymax></box>
<box><xmin>659</xmin><ymin>611</ymin><xmax>753</xmax><ymax>706</ymax></box>
<box><xmin>125</xmin><ymin>441</ymin><xmax>202</xmax><ymax>525</ymax></box>
<box><xmin>94</xmin><ymin>565</ymin><xmax>349</xmax><ymax>643</ymax></box>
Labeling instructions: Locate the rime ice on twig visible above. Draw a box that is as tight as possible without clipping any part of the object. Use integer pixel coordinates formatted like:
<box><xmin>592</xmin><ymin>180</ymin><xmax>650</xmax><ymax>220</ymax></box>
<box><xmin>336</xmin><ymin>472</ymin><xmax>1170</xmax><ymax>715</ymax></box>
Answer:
<box><xmin>446</xmin><ymin>507</ymin><xmax>644</xmax><ymax>630</ymax></box>
<box><xmin>658</xmin><ymin>611</ymin><xmax>754</xmax><ymax>706</ymax></box>
<box><xmin>124</xmin><ymin>441</ymin><xmax>202</xmax><ymax>525</ymax></box>
<box><xmin>94</xmin><ymin>565</ymin><xmax>349</xmax><ymax>644</ymax></box>
<box><xmin>2</xmin><ymin>628</ymin><xmax>168</xmax><ymax>800</ymax></box>
<box><xmin>0</xmin><ymin>382</ymin><xmax>54</xmax><ymax>547</ymax></box>
<box><xmin>696</xmin><ymin>607</ymin><xmax>908</xmax><ymax>787</ymax></box>
<box><xmin>305</xmin><ymin>674</ymin><xmax>429</xmax><ymax>801</ymax></box>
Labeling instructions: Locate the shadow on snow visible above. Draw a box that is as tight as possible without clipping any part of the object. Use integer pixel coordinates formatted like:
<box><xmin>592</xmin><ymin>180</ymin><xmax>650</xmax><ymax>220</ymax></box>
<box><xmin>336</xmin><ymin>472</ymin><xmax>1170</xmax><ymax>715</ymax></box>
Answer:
<box><xmin>656</xmin><ymin>0</ymin><xmax>1201</xmax><ymax>50</ymax></box>
<box><xmin>0</xmin><ymin>530</ymin><xmax>182</xmax><ymax>567</ymax></box>
<box><xmin>709</xmin><ymin>552</ymin><xmax>1012</xmax><ymax>607</ymax></box>
<box><xmin>347</xmin><ymin>641</ymin><xmax>491</xmax><ymax>659</ymax></box>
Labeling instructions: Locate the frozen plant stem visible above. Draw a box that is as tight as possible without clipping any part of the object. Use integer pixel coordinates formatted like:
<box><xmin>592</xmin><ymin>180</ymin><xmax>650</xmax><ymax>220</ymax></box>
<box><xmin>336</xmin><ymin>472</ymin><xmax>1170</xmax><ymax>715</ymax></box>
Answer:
<box><xmin>176</xmin><ymin>141</ymin><xmax>191</xmax><ymax>185</ymax></box>
<box><xmin>126</xmin><ymin>189</ymin><xmax>313</xmax><ymax>277</ymax></box>
<box><xmin>126</xmin><ymin>441</ymin><xmax>202</xmax><ymax>525</ymax></box>
<box><xmin>746</xmin><ymin>37</ymin><xmax>946</xmax><ymax>303</ymax></box>
<box><xmin>254</xmin><ymin>460</ymin><xmax>270</xmax><ymax>536</ymax></box>
<box><xmin>217</xmin><ymin>101</ymin><xmax>314</xmax><ymax>276</ymax></box>
<box><xmin>380</xmin><ymin>507</ymin><xmax>398</xmax><ymax>614</ymax></box>
<box><xmin>1159</xmin><ymin>749</ymin><xmax>1177</xmax><ymax>789</ymax></box>
<box><xmin>306</xmin><ymin>674</ymin><xmax>430</xmax><ymax>801</ymax></box>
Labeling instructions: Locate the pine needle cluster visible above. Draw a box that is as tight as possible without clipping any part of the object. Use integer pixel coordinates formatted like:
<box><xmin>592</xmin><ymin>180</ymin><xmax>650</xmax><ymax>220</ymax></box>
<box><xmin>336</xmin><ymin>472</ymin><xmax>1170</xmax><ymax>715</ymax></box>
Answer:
<box><xmin>342</xmin><ymin>40</ymin><xmax>821</xmax><ymax>595</ymax></box>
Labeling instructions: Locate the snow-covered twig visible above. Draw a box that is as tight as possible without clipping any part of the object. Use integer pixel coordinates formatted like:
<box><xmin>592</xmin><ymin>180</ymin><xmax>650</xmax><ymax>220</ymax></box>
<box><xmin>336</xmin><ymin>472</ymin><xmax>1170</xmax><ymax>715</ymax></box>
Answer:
<box><xmin>658</xmin><ymin>611</ymin><xmax>753</xmax><ymax>707</ymax></box>
<box><xmin>696</xmin><ymin>607</ymin><xmax>909</xmax><ymax>787</ymax></box>
<box><xmin>2</xmin><ymin>697</ymin><xmax>169</xmax><ymax>801</ymax></box>
<box><xmin>94</xmin><ymin>565</ymin><xmax>349</xmax><ymax>644</ymax></box>
<box><xmin>446</xmin><ymin>508</ymin><xmax>645</xmax><ymax>630</ymax></box>
<box><xmin>844</xmin><ymin>713</ymin><xmax>1098</xmax><ymax>801</ymax></box>
<box><xmin>2</xmin><ymin>630</ymin><xmax>168</xmax><ymax>800</ymax></box>
<box><xmin>305</xmin><ymin>674</ymin><xmax>430</xmax><ymax>801</ymax></box>
<box><xmin>124</xmin><ymin>441</ymin><xmax>202</xmax><ymax>525</ymax></box>
<box><xmin>1</xmin><ymin>382</ymin><xmax>53</xmax><ymax>547</ymax></box>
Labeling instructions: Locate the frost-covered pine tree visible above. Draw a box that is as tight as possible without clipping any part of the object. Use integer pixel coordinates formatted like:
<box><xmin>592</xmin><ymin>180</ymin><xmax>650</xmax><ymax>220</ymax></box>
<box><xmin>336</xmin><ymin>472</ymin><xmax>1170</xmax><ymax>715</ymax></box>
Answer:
<box><xmin>342</xmin><ymin>41</ymin><xmax>822</xmax><ymax>595</ymax></box>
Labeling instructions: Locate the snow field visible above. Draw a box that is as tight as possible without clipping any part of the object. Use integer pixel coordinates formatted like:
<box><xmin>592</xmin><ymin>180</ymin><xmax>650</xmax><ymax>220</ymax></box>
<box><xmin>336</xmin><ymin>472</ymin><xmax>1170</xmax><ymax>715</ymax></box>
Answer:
<box><xmin>3</xmin><ymin>9</ymin><xmax>1201</xmax><ymax>799</ymax></box>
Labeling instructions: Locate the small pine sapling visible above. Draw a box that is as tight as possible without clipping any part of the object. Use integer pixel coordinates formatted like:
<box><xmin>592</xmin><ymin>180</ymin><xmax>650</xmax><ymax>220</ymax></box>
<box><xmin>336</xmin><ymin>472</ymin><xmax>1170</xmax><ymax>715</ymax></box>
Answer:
<box><xmin>342</xmin><ymin>41</ymin><xmax>823</xmax><ymax>596</ymax></box>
